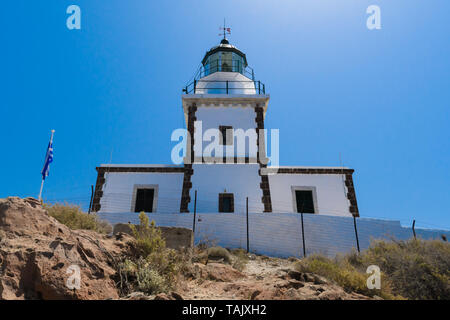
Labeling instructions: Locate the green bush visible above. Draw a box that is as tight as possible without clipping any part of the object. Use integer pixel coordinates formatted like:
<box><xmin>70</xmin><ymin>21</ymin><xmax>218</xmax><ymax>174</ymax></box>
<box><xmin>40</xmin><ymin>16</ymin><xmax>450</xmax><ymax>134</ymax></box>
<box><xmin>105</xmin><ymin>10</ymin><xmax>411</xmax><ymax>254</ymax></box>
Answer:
<box><xmin>116</xmin><ymin>212</ymin><xmax>189</xmax><ymax>296</ymax></box>
<box><xmin>44</xmin><ymin>203</ymin><xmax>112</xmax><ymax>234</ymax></box>
<box><xmin>130</xmin><ymin>212</ymin><xmax>166</xmax><ymax>258</ymax></box>
<box><xmin>135</xmin><ymin>258</ymin><xmax>167</xmax><ymax>294</ymax></box>
<box><xmin>117</xmin><ymin>258</ymin><xmax>167</xmax><ymax>295</ymax></box>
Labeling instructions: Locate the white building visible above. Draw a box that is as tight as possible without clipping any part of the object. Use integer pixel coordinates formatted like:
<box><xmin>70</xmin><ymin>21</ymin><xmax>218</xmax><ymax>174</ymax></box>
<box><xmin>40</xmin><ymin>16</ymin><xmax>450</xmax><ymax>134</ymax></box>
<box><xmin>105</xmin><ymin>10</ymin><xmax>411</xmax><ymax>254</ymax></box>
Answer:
<box><xmin>92</xmin><ymin>38</ymin><xmax>359</xmax><ymax>218</ymax></box>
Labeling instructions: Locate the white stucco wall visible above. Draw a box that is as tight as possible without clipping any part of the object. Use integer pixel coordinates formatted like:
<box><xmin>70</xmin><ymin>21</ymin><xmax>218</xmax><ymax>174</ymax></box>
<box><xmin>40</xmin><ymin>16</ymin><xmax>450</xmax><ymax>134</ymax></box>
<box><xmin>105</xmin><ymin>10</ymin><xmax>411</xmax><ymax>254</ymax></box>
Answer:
<box><xmin>268</xmin><ymin>173</ymin><xmax>352</xmax><ymax>216</ymax></box>
<box><xmin>99</xmin><ymin>170</ymin><xmax>184</xmax><ymax>213</ymax></box>
<box><xmin>195</xmin><ymin>72</ymin><xmax>257</xmax><ymax>95</ymax></box>
<box><xmin>98</xmin><ymin>211</ymin><xmax>450</xmax><ymax>258</ymax></box>
<box><xmin>194</xmin><ymin>106</ymin><xmax>258</xmax><ymax>158</ymax></box>
<box><xmin>189</xmin><ymin>164</ymin><xmax>264</xmax><ymax>213</ymax></box>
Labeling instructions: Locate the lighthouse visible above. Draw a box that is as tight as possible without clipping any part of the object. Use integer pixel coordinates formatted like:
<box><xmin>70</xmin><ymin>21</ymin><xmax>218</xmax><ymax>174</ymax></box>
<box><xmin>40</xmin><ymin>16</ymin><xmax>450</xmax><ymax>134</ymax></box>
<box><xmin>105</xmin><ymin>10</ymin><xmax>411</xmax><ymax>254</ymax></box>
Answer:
<box><xmin>180</xmin><ymin>36</ymin><xmax>272</xmax><ymax>214</ymax></box>
<box><xmin>92</xmin><ymin>36</ymin><xmax>359</xmax><ymax>218</ymax></box>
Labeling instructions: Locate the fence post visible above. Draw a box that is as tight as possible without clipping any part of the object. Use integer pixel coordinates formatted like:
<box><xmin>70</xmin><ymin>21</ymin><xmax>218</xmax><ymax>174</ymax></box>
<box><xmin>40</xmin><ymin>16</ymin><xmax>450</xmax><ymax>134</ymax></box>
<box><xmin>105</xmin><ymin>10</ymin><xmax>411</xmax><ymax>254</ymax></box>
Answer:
<box><xmin>246</xmin><ymin>197</ymin><xmax>249</xmax><ymax>253</ymax></box>
<box><xmin>300</xmin><ymin>212</ymin><xmax>306</xmax><ymax>258</ymax></box>
<box><xmin>193</xmin><ymin>80</ymin><xmax>197</xmax><ymax>94</ymax></box>
<box><xmin>88</xmin><ymin>185</ymin><xmax>94</xmax><ymax>214</ymax></box>
<box><xmin>412</xmin><ymin>220</ymin><xmax>416</xmax><ymax>239</ymax></box>
<box><xmin>353</xmin><ymin>215</ymin><xmax>360</xmax><ymax>253</ymax></box>
<box><xmin>192</xmin><ymin>190</ymin><xmax>197</xmax><ymax>235</ymax></box>
<box><xmin>226</xmin><ymin>80</ymin><xmax>229</xmax><ymax>94</ymax></box>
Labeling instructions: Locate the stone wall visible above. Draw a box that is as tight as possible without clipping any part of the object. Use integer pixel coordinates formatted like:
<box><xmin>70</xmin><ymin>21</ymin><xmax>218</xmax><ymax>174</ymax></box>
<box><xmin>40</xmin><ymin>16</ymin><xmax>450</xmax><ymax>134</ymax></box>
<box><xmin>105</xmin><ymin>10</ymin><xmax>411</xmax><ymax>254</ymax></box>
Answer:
<box><xmin>113</xmin><ymin>223</ymin><xmax>194</xmax><ymax>250</ymax></box>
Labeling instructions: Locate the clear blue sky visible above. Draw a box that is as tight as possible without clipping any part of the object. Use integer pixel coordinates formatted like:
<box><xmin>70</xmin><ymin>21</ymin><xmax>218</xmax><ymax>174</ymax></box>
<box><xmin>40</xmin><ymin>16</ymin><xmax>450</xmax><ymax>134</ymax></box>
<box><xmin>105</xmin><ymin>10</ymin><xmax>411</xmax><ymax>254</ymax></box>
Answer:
<box><xmin>1</xmin><ymin>1</ymin><xmax>449</xmax><ymax>229</ymax></box>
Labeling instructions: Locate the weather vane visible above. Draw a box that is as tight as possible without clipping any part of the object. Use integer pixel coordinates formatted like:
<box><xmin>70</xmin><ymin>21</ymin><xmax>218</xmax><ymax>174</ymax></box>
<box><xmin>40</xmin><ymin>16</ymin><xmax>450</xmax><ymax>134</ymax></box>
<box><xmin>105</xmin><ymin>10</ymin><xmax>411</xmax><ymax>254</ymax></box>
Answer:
<box><xmin>219</xmin><ymin>19</ymin><xmax>231</xmax><ymax>39</ymax></box>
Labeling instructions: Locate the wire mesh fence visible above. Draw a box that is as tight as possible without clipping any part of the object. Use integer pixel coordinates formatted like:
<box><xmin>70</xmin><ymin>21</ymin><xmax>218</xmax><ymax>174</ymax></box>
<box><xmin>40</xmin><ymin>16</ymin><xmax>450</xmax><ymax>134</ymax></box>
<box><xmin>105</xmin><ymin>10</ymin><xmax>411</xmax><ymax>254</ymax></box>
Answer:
<box><xmin>40</xmin><ymin>189</ymin><xmax>450</xmax><ymax>258</ymax></box>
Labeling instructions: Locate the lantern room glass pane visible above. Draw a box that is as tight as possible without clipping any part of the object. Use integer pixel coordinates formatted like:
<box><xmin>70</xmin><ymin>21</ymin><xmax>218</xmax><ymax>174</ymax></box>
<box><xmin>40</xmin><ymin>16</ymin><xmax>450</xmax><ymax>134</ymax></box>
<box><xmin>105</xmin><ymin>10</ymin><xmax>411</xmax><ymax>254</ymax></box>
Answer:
<box><xmin>232</xmin><ymin>53</ymin><xmax>243</xmax><ymax>73</ymax></box>
<box><xmin>221</xmin><ymin>52</ymin><xmax>232</xmax><ymax>72</ymax></box>
<box><xmin>203</xmin><ymin>51</ymin><xmax>246</xmax><ymax>76</ymax></box>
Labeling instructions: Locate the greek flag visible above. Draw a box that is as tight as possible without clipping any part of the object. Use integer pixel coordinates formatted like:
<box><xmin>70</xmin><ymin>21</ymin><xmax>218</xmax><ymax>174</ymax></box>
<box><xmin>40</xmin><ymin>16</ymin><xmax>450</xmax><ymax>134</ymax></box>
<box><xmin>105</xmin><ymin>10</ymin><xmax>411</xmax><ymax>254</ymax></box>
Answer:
<box><xmin>41</xmin><ymin>141</ymin><xmax>54</xmax><ymax>180</ymax></box>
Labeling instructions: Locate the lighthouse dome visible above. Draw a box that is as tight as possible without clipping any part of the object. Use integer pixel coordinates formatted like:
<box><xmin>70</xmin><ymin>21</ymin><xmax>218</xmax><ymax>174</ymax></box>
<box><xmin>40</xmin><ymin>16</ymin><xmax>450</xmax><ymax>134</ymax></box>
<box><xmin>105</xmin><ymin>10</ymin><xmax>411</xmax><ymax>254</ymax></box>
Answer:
<box><xmin>183</xmin><ymin>38</ymin><xmax>265</xmax><ymax>95</ymax></box>
<box><xmin>201</xmin><ymin>38</ymin><xmax>248</xmax><ymax>76</ymax></box>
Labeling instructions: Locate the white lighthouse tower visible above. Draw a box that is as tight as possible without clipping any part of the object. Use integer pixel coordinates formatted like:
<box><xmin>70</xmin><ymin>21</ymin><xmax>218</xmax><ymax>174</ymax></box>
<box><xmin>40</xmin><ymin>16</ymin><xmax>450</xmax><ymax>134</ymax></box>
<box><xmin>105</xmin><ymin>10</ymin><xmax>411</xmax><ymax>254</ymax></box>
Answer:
<box><xmin>93</xmin><ymin>35</ymin><xmax>359</xmax><ymax>218</ymax></box>
<box><xmin>180</xmin><ymin>36</ymin><xmax>271</xmax><ymax>213</ymax></box>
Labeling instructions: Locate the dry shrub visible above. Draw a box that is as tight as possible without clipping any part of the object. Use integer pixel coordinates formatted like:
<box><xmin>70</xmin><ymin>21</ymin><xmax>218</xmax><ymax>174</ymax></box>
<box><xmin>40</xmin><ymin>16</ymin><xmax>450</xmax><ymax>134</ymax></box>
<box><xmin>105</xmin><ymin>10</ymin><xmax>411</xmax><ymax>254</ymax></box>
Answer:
<box><xmin>207</xmin><ymin>246</ymin><xmax>232</xmax><ymax>263</ymax></box>
<box><xmin>360</xmin><ymin>239</ymin><xmax>450</xmax><ymax>300</ymax></box>
<box><xmin>295</xmin><ymin>254</ymin><xmax>395</xmax><ymax>299</ymax></box>
<box><xmin>118</xmin><ymin>257</ymin><xmax>167</xmax><ymax>295</ymax></box>
<box><xmin>116</xmin><ymin>212</ymin><xmax>190</xmax><ymax>296</ymax></box>
<box><xmin>44</xmin><ymin>202</ymin><xmax>112</xmax><ymax>234</ymax></box>
<box><xmin>230</xmin><ymin>248</ymin><xmax>249</xmax><ymax>271</ymax></box>
<box><xmin>295</xmin><ymin>239</ymin><xmax>450</xmax><ymax>300</ymax></box>
<box><xmin>130</xmin><ymin>212</ymin><xmax>165</xmax><ymax>257</ymax></box>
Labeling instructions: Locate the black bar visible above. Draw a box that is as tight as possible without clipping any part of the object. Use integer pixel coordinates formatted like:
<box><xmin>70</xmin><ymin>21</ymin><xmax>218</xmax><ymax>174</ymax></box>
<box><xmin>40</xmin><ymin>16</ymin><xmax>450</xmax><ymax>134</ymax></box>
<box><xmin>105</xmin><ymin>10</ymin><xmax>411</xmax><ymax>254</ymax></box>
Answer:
<box><xmin>246</xmin><ymin>197</ymin><xmax>249</xmax><ymax>253</ymax></box>
<box><xmin>258</xmin><ymin>81</ymin><xmax>261</xmax><ymax>94</ymax></box>
<box><xmin>193</xmin><ymin>190</ymin><xmax>197</xmax><ymax>234</ymax></box>
<box><xmin>353</xmin><ymin>215</ymin><xmax>360</xmax><ymax>253</ymax></box>
<box><xmin>193</xmin><ymin>80</ymin><xmax>196</xmax><ymax>94</ymax></box>
<box><xmin>226</xmin><ymin>80</ymin><xmax>228</xmax><ymax>94</ymax></box>
<box><xmin>88</xmin><ymin>185</ymin><xmax>94</xmax><ymax>214</ymax></box>
<box><xmin>412</xmin><ymin>220</ymin><xmax>416</xmax><ymax>239</ymax></box>
<box><xmin>300</xmin><ymin>212</ymin><xmax>306</xmax><ymax>258</ymax></box>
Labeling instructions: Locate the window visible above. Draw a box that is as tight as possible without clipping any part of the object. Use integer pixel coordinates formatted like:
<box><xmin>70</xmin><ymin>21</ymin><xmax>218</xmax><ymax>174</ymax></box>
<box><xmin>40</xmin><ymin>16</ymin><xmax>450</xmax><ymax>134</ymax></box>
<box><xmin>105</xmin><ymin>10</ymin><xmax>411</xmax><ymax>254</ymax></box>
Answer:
<box><xmin>295</xmin><ymin>190</ymin><xmax>315</xmax><ymax>214</ymax></box>
<box><xmin>219</xmin><ymin>193</ymin><xmax>234</xmax><ymax>213</ymax></box>
<box><xmin>134</xmin><ymin>188</ymin><xmax>155</xmax><ymax>213</ymax></box>
<box><xmin>219</xmin><ymin>125</ymin><xmax>233</xmax><ymax>145</ymax></box>
<box><xmin>221</xmin><ymin>52</ymin><xmax>233</xmax><ymax>72</ymax></box>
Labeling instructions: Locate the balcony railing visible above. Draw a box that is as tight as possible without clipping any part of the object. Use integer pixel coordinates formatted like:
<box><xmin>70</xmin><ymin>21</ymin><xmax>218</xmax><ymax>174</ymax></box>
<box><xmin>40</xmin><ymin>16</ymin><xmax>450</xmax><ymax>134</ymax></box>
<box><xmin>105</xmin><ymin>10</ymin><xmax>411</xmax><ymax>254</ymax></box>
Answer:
<box><xmin>183</xmin><ymin>80</ymin><xmax>266</xmax><ymax>95</ymax></box>
<box><xmin>194</xmin><ymin>60</ymin><xmax>256</xmax><ymax>80</ymax></box>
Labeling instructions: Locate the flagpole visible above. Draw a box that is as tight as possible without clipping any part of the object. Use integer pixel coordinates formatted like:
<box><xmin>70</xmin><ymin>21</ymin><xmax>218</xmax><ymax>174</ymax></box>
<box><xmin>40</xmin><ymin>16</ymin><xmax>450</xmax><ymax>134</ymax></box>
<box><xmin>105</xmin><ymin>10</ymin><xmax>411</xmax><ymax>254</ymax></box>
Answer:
<box><xmin>38</xmin><ymin>179</ymin><xmax>45</xmax><ymax>202</ymax></box>
<box><xmin>38</xmin><ymin>130</ymin><xmax>55</xmax><ymax>202</ymax></box>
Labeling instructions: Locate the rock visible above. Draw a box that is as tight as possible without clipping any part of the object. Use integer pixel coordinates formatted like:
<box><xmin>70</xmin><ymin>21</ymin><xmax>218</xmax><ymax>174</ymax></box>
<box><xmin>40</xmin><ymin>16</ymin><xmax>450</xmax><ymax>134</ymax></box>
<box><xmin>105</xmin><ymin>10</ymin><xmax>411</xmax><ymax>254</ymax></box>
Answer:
<box><xmin>194</xmin><ymin>262</ymin><xmax>245</xmax><ymax>282</ymax></box>
<box><xmin>313</xmin><ymin>275</ymin><xmax>328</xmax><ymax>285</ymax></box>
<box><xmin>0</xmin><ymin>197</ymin><xmax>132</xmax><ymax>300</ymax></box>
<box><xmin>250</xmin><ymin>290</ymin><xmax>262</xmax><ymax>300</ymax></box>
<box><xmin>287</xmin><ymin>270</ymin><xmax>304</xmax><ymax>281</ymax></box>
<box><xmin>125</xmin><ymin>292</ymin><xmax>152</xmax><ymax>300</ymax></box>
<box><xmin>318</xmin><ymin>291</ymin><xmax>344</xmax><ymax>300</ymax></box>
<box><xmin>154</xmin><ymin>293</ymin><xmax>172</xmax><ymax>300</ymax></box>
<box><xmin>170</xmin><ymin>291</ymin><xmax>184</xmax><ymax>300</ymax></box>
<box><xmin>288</xmin><ymin>280</ymin><xmax>305</xmax><ymax>289</ymax></box>
<box><xmin>303</xmin><ymin>273</ymin><xmax>316</xmax><ymax>283</ymax></box>
<box><xmin>315</xmin><ymin>286</ymin><xmax>325</xmax><ymax>293</ymax></box>
<box><xmin>275</xmin><ymin>279</ymin><xmax>305</xmax><ymax>290</ymax></box>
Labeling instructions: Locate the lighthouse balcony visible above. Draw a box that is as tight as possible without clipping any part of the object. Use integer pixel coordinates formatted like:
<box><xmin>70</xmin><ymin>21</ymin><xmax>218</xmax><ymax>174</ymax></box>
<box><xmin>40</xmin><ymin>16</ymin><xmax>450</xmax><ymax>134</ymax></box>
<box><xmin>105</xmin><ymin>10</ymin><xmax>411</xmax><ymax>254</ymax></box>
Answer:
<box><xmin>183</xmin><ymin>79</ymin><xmax>265</xmax><ymax>95</ymax></box>
<box><xmin>183</xmin><ymin>72</ymin><xmax>266</xmax><ymax>95</ymax></box>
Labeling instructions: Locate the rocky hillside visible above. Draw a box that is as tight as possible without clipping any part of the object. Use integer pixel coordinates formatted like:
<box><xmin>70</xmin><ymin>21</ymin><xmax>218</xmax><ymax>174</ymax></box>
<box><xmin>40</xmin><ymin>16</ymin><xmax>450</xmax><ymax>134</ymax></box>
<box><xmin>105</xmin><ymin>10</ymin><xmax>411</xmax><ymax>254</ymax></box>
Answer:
<box><xmin>0</xmin><ymin>197</ymin><xmax>373</xmax><ymax>300</ymax></box>
<box><xmin>0</xmin><ymin>197</ymin><xmax>132</xmax><ymax>299</ymax></box>
<box><xmin>177</xmin><ymin>258</ymin><xmax>372</xmax><ymax>300</ymax></box>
